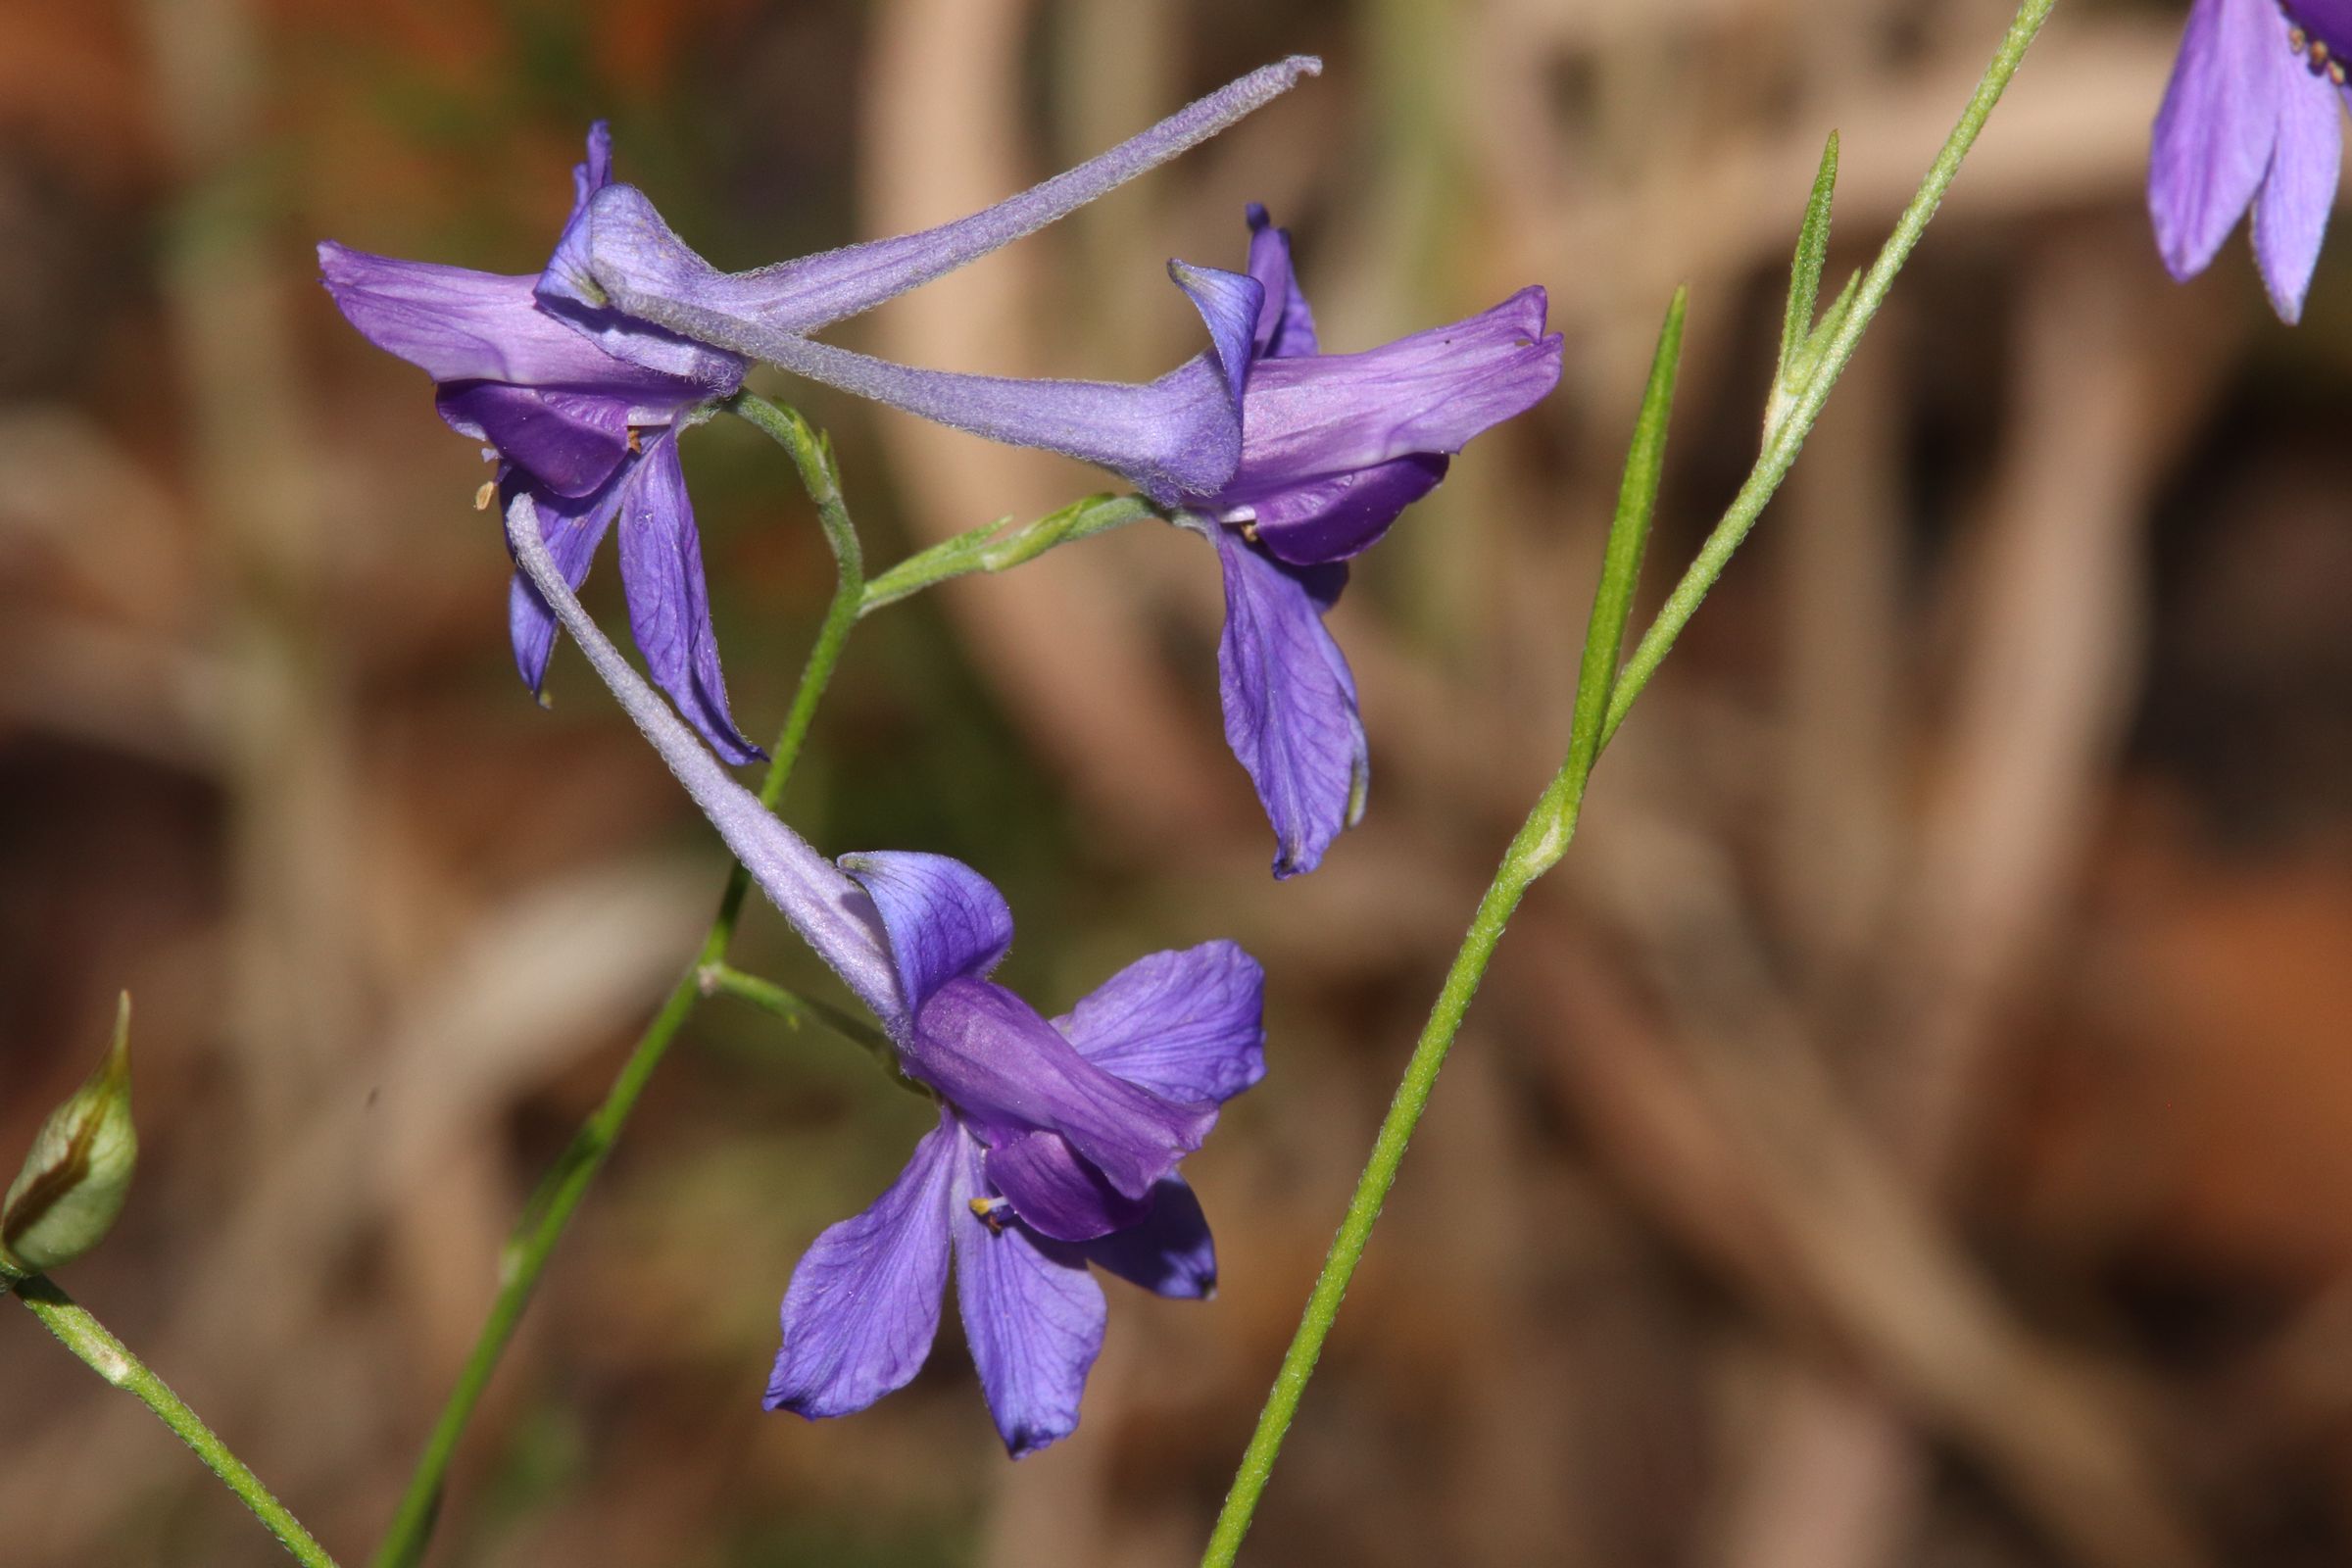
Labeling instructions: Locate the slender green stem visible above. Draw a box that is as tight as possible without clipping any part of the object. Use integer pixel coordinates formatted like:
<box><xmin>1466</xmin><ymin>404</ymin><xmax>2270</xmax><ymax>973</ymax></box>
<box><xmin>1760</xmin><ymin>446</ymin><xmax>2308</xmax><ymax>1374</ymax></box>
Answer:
<box><xmin>858</xmin><ymin>493</ymin><xmax>1154</xmax><ymax>615</ymax></box>
<box><xmin>1200</xmin><ymin>6</ymin><xmax>2056</xmax><ymax>1560</ymax></box>
<box><xmin>1599</xmin><ymin>0</ymin><xmax>2056</xmax><ymax>751</ymax></box>
<box><xmin>13</xmin><ymin>1273</ymin><xmax>339</xmax><ymax>1566</ymax></box>
<box><xmin>698</xmin><ymin>962</ymin><xmax>923</xmax><ymax>1096</ymax></box>
<box><xmin>368</xmin><ymin>393</ymin><xmax>863</xmax><ymax>1568</ymax></box>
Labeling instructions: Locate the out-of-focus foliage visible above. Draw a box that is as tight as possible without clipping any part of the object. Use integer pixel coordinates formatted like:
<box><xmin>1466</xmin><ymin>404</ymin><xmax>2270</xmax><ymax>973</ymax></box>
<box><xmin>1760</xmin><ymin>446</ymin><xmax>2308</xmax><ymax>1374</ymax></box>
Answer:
<box><xmin>4</xmin><ymin>1</ymin><xmax>2352</xmax><ymax>1565</ymax></box>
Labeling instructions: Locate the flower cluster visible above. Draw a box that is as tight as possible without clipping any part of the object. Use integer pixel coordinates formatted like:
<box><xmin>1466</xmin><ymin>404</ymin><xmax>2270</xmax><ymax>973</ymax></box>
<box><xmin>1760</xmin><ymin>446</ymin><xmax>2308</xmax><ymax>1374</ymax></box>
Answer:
<box><xmin>326</xmin><ymin>57</ymin><xmax>1561</xmax><ymax>1454</ymax></box>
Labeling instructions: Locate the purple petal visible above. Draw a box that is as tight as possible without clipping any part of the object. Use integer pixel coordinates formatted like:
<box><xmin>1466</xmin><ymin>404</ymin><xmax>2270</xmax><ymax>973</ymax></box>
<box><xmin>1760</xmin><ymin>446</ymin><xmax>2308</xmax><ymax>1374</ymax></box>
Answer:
<box><xmin>983</xmin><ymin>1131</ymin><xmax>1152</xmax><ymax>1242</ymax></box>
<box><xmin>1215</xmin><ymin>288</ymin><xmax>1561</xmax><ymax>505</ymax></box>
<box><xmin>318</xmin><ymin>243</ymin><xmax>730</xmax><ymax>408</ymax></box>
<box><xmin>1055</xmin><ymin>941</ymin><xmax>1266</xmax><ymax>1105</ymax></box>
<box><xmin>1083</xmin><ymin>1178</ymin><xmax>1218</xmax><ymax>1299</ymax></box>
<box><xmin>1244</xmin><ymin>452</ymin><xmax>1450</xmax><ymax>565</ymax></box>
<box><xmin>506</xmin><ymin>494</ymin><xmax>902</xmax><ymax>1020</ymax></box>
<box><xmin>906</xmin><ymin>976</ymin><xmax>1214</xmax><ymax>1202</ymax></box>
<box><xmin>572</xmin><ymin>121</ymin><xmax>614</xmax><ymax>213</ymax></box>
<box><xmin>2149</xmin><ymin>0</ymin><xmax>2288</xmax><ymax>282</ymax></box>
<box><xmin>950</xmin><ymin>1136</ymin><xmax>1105</xmax><ymax>1458</ymax></box>
<box><xmin>1245</xmin><ymin>204</ymin><xmax>1319</xmax><ymax>358</ymax></box>
<box><xmin>1200</xmin><ymin>523</ymin><xmax>1368</xmax><ymax>878</ymax></box>
<box><xmin>439</xmin><ymin>383</ymin><xmax>631</xmax><ymax>497</ymax></box>
<box><xmin>1169</xmin><ymin>262</ymin><xmax>1264</xmax><ymax>404</ymax></box>
<box><xmin>2253</xmin><ymin>44</ymin><xmax>2345</xmax><ymax>321</ymax></box>
<box><xmin>767</xmin><ymin>1113</ymin><xmax>957</xmax><ymax>1418</ymax></box>
<box><xmin>839</xmin><ymin>851</ymin><xmax>1015</xmax><ymax>1014</ymax></box>
<box><xmin>541</xmin><ymin>59</ymin><xmax>1321</xmax><ymax>337</ymax></box>
<box><xmin>505</xmin><ymin>467</ymin><xmax>625</xmax><ymax>695</ymax></box>
<box><xmin>612</xmin><ymin>430</ymin><xmax>761</xmax><ymax>763</ymax></box>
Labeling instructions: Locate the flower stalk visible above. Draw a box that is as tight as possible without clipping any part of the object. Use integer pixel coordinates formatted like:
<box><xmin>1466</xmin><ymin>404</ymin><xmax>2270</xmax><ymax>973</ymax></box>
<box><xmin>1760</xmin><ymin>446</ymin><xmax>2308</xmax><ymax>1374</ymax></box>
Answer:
<box><xmin>1200</xmin><ymin>2</ymin><xmax>2058</xmax><ymax>1558</ymax></box>
<box><xmin>11</xmin><ymin>1272</ymin><xmax>341</xmax><ymax>1567</ymax></box>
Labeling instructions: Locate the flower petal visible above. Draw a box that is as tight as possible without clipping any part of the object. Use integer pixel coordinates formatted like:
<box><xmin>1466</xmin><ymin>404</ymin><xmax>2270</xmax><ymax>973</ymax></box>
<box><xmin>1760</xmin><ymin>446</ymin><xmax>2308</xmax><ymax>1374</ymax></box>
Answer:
<box><xmin>505</xmin><ymin>467</ymin><xmax>625</xmax><ymax>695</ymax></box>
<box><xmin>1217</xmin><ymin>287</ymin><xmax>1560</xmax><ymax>503</ymax></box>
<box><xmin>1242</xmin><ymin>452</ymin><xmax>1450</xmax><ymax>565</ymax></box>
<box><xmin>983</xmin><ymin>1130</ymin><xmax>1152</xmax><ymax>1242</ymax></box>
<box><xmin>541</xmin><ymin>59</ymin><xmax>1320</xmax><ymax>338</ymax></box>
<box><xmin>506</xmin><ymin>493</ymin><xmax>902</xmax><ymax>1020</ymax></box>
<box><xmin>2252</xmin><ymin>45</ymin><xmax>2345</xmax><ymax>322</ymax></box>
<box><xmin>1054</xmin><ymin>941</ymin><xmax>1266</xmax><ymax>1105</ymax></box>
<box><xmin>766</xmin><ymin>1113</ymin><xmax>958</xmax><ymax>1419</ymax></box>
<box><xmin>1083</xmin><ymin>1177</ymin><xmax>1218</xmax><ymax>1299</ymax></box>
<box><xmin>1245</xmin><ymin>204</ymin><xmax>1319</xmax><ymax>358</ymax></box>
<box><xmin>908</xmin><ymin>976</ymin><xmax>1215</xmax><ymax>1201</ymax></box>
<box><xmin>838</xmin><ymin>851</ymin><xmax>1015</xmax><ymax>1014</ymax></box>
<box><xmin>612</xmin><ymin>430</ymin><xmax>761</xmax><ymax>763</ymax></box>
<box><xmin>1169</xmin><ymin>261</ymin><xmax>1264</xmax><ymax>404</ymax></box>
<box><xmin>318</xmin><ymin>243</ymin><xmax>728</xmax><ymax>405</ymax></box>
<box><xmin>951</xmin><ymin>1136</ymin><xmax>1105</xmax><ymax>1458</ymax></box>
<box><xmin>1200</xmin><ymin>523</ymin><xmax>1369</xmax><ymax>878</ymax></box>
<box><xmin>2148</xmin><ymin>0</ymin><xmax>2288</xmax><ymax>282</ymax></box>
<box><xmin>439</xmin><ymin>383</ymin><xmax>632</xmax><ymax>497</ymax></box>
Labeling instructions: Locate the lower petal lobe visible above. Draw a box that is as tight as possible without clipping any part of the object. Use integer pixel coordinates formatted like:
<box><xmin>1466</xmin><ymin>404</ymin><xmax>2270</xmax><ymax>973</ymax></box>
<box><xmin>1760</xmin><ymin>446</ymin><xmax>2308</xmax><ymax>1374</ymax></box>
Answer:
<box><xmin>766</xmin><ymin>1113</ymin><xmax>958</xmax><ymax>1419</ymax></box>
<box><xmin>1202</xmin><ymin>524</ymin><xmax>1370</xmax><ymax>878</ymax></box>
<box><xmin>1083</xmin><ymin>1177</ymin><xmax>1218</xmax><ymax>1299</ymax></box>
<box><xmin>612</xmin><ymin>431</ymin><xmax>762</xmax><ymax>762</ymax></box>
<box><xmin>950</xmin><ymin>1135</ymin><xmax>1105</xmax><ymax>1458</ymax></box>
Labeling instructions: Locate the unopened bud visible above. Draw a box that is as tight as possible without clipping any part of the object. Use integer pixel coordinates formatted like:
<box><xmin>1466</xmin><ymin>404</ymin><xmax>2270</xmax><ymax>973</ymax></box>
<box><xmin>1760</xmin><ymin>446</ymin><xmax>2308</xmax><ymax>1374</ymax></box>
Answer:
<box><xmin>3</xmin><ymin>995</ymin><xmax>136</xmax><ymax>1274</ymax></box>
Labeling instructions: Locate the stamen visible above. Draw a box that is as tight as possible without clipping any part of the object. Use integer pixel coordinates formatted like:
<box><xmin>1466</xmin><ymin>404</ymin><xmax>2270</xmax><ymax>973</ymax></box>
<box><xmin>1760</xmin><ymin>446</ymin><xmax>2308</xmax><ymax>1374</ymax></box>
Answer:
<box><xmin>627</xmin><ymin>427</ymin><xmax>644</xmax><ymax>454</ymax></box>
<box><xmin>473</xmin><ymin>480</ymin><xmax>497</xmax><ymax>512</ymax></box>
<box><xmin>2333</xmin><ymin>59</ymin><xmax>2347</xmax><ymax>83</ymax></box>
<box><xmin>2291</xmin><ymin>25</ymin><xmax>2309</xmax><ymax>52</ymax></box>
<box><xmin>2315</xmin><ymin>39</ymin><xmax>2331</xmax><ymax>66</ymax></box>
<box><xmin>1241</xmin><ymin>521</ymin><xmax>1262</xmax><ymax>544</ymax></box>
<box><xmin>967</xmin><ymin>1196</ymin><xmax>1010</xmax><ymax>1234</ymax></box>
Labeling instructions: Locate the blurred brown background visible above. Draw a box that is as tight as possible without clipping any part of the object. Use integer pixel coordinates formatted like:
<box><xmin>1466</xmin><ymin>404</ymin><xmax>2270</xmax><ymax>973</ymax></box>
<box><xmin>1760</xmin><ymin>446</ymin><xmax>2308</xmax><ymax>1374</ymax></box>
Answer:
<box><xmin>6</xmin><ymin>0</ymin><xmax>2352</xmax><ymax>1563</ymax></box>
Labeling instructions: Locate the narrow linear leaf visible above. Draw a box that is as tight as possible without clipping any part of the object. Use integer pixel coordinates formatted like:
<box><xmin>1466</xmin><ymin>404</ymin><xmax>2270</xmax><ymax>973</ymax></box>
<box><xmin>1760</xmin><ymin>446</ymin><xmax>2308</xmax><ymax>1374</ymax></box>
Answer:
<box><xmin>1800</xmin><ymin>267</ymin><xmax>1865</xmax><ymax>377</ymax></box>
<box><xmin>1778</xmin><ymin>130</ymin><xmax>1841</xmax><ymax>385</ymax></box>
<box><xmin>1563</xmin><ymin>287</ymin><xmax>1686</xmax><ymax>792</ymax></box>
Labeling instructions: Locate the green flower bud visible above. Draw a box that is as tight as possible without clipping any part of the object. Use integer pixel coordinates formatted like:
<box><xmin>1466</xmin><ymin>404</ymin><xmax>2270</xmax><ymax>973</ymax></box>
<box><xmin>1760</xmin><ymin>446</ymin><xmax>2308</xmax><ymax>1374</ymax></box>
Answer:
<box><xmin>3</xmin><ymin>995</ymin><xmax>136</xmax><ymax>1275</ymax></box>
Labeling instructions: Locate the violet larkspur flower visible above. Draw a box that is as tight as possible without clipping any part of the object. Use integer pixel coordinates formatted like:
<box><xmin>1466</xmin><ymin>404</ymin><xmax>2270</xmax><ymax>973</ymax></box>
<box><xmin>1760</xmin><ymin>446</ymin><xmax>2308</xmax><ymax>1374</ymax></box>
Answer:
<box><xmin>322</xmin><ymin>58</ymin><xmax>1319</xmax><ymax>760</ymax></box>
<box><xmin>1161</xmin><ymin>209</ymin><xmax>1563</xmax><ymax>875</ymax></box>
<box><xmin>321</xmin><ymin>126</ymin><xmax>761</xmax><ymax>760</ymax></box>
<box><xmin>554</xmin><ymin>184</ymin><xmax>1559</xmax><ymax>876</ymax></box>
<box><xmin>2151</xmin><ymin>0</ymin><xmax>2351</xmax><ymax>321</ymax></box>
<box><xmin>504</xmin><ymin>494</ymin><xmax>1264</xmax><ymax>1456</ymax></box>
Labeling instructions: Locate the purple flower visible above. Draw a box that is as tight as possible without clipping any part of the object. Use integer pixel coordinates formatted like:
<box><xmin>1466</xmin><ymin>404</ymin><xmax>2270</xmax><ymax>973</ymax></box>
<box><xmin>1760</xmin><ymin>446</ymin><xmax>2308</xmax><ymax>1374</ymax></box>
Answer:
<box><xmin>2150</xmin><ymin>0</ymin><xmax>2350</xmax><ymax>321</ymax></box>
<box><xmin>562</xmin><ymin>183</ymin><xmax>1560</xmax><ymax>876</ymax></box>
<box><xmin>321</xmin><ymin>126</ymin><xmax>762</xmax><ymax>760</ymax></box>
<box><xmin>323</xmin><ymin>58</ymin><xmax>1320</xmax><ymax>760</ymax></box>
<box><xmin>1162</xmin><ymin>209</ymin><xmax>1563</xmax><ymax>876</ymax></box>
<box><xmin>503</xmin><ymin>493</ymin><xmax>1264</xmax><ymax>1457</ymax></box>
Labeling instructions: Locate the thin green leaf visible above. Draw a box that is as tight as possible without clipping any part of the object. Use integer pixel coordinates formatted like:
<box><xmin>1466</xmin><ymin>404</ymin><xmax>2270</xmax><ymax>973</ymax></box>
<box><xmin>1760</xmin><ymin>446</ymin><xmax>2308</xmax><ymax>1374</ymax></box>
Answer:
<box><xmin>1561</xmin><ymin>287</ymin><xmax>1686</xmax><ymax>798</ymax></box>
<box><xmin>1778</xmin><ymin>130</ymin><xmax>1841</xmax><ymax>385</ymax></box>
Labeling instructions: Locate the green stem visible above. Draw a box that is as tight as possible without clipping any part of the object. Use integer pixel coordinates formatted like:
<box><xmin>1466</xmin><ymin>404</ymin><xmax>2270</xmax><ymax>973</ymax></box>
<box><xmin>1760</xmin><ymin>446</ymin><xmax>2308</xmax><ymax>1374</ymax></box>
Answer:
<box><xmin>368</xmin><ymin>393</ymin><xmax>862</xmax><ymax>1568</ymax></box>
<box><xmin>13</xmin><ymin>1273</ymin><xmax>339</xmax><ymax>1566</ymax></box>
<box><xmin>857</xmin><ymin>492</ymin><xmax>1154</xmax><ymax>616</ymax></box>
<box><xmin>698</xmin><ymin>962</ymin><xmax>923</xmax><ymax>1097</ymax></box>
<box><xmin>1599</xmin><ymin>0</ymin><xmax>2056</xmax><ymax>751</ymax></box>
<box><xmin>1200</xmin><ymin>5</ymin><xmax>2056</xmax><ymax>1560</ymax></box>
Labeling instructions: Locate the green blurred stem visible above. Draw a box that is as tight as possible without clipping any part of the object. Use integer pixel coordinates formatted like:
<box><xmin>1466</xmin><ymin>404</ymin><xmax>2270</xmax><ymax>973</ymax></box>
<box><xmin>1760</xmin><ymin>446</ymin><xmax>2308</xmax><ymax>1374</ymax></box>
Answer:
<box><xmin>1600</xmin><ymin>0</ymin><xmax>2058</xmax><ymax>750</ymax></box>
<box><xmin>858</xmin><ymin>493</ymin><xmax>1154</xmax><ymax>615</ymax></box>
<box><xmin>9</xmin><ymin>1271</ymin><xmax>339</xmax><ymax>1567</ymax></box>
<box><xmin>368</xmin><ymin>393</ymin><xmax>861</xmax><ymax>1568</ymax></box>
<box><xmin>1200</xmin><ymin>4</ymin><xmax>2056</xmax><ymax>1560</ymax></box>
<box><xmin>698</xmin><ymin>962</ymin><xmax>923</xmax><ymax>1097</ymax></box>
